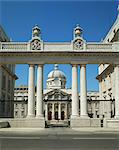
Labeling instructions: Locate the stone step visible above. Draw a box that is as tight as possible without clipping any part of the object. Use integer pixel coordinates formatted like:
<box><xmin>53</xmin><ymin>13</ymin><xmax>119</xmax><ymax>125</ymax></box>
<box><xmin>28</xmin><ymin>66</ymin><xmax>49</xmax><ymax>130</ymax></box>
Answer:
<box><xmin>0</xmin><ymin>121</ymin><xmax>10</xmax><ymax>128</ymax></box>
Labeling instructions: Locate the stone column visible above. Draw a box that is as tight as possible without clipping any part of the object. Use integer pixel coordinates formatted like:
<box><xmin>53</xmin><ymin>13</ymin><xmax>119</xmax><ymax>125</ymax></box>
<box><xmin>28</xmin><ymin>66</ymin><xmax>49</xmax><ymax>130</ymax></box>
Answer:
<box><xmin>80</xmin><ymin>64</ymin><xmax>88</xmax><ymax>118</ymax></box>
<box><xmin>58</xmin><ymin>103</ymin><xmax>61</xmax><ymax>120</ymax></box>
<box><xmin>65</xmin><ymin>103</ymin><xmax>67</xmax><ymax>119</ymax></box>
<box><xmin>5</xmin><ymin>75</ymin><xmax>8</xmax><ymax>117</ymax></box>
<box><xmin>52</xmin><ymin>103</ymin><xmax>55</xmax><ymax>120</ymax></box>
<box><xmin>105</xmin><ymin>94</ymin><xmax>111</xmax><ymax>118</ymax></box>
<box><xmin>27</xmin><ymin>64</ymin><xmax>35</xmax><ymax>118</ymax></box>
<box><xmin>114</xmin><ymin>65</ymin><xmax>119</xmax><ymax>118</ymax></box>
<box><xmin>36</xmin><ymin>64</ymin><xmax>44</xmax><ymax>118</ymax></box>
<box><xmin>45</xmin><ymin>103</ymin><xmax>48</xmax><ymax>120</ymax></box>
<box><xmin>71</xmin><ymin>65</ymin><xmax>79</xmax><ymax>118</ymax></box>
<box><xmin>99</xmin><ymin>80</ymin><xmax>103</xmax><ymax>118</ymax></box>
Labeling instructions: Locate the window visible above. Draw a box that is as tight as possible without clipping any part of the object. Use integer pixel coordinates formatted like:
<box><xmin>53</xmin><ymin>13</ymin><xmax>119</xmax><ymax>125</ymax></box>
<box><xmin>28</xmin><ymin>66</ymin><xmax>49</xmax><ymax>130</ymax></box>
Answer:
<box><xmin>95</xmin><ymin>102</ymin><xmax>98</xmax><ymax>108</ymax></box>
<box><xmin>21</xmin><ymin>111</ymin><xmax>24</xmax><ymax>116</ymax></box>
<box><xmin>97</xmin><ymin>115</ymin><xmax>99</xmax><ymax>118</ymax></box>
<box><xmin>15</xmin><ymin>104</ymin><xmax>18</xmax><ymax>108</ymax></box>
<box><xmin>2</xmin><ymin>75</ymin><xmax>6</xmax><ymax>90</ymax></box>
<box><xmin>15</xmin><ymin>111</ymin><xmax>18</xmax><ymax>117</ymax></box>
<box><xmin>8</xmin><ymin>79</ymin><xmax>10</xmax><ymax>92</ymax></box>
<box><xmin>21</xmin><ymin>104</ymin><xmax>24</xmax><ymax>108</ymax></box>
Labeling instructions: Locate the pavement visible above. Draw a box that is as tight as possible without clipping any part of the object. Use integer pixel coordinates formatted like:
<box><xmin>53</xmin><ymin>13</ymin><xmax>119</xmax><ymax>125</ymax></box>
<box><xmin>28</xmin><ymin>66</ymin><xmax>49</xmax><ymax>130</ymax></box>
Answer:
<box><xmin>0</xmin><ymin>127</ymin><xmax>119</xmax><ymax>138</ymax></box>
<box><xmin>0</xmin><ymin>127</ymin><xmax>119</xmax><ymax>150</ymax></box>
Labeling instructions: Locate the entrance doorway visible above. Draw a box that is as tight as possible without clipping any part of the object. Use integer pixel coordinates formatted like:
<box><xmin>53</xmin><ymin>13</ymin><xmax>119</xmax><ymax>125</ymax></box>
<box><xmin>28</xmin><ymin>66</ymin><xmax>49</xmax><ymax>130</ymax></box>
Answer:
<box><xmin>61</xmin><ymin>111</ymin><xmax>65</xmax><ymax>120</ymax></box>
<box><xmin>48</xmin><ymin>111</ymin><xmax>52</xmax><ymax>120</ymax></box>
<box><xmin>55</xmin><ymin>111</ymin><xmax>58</xmax><ymax>120</ymax></box>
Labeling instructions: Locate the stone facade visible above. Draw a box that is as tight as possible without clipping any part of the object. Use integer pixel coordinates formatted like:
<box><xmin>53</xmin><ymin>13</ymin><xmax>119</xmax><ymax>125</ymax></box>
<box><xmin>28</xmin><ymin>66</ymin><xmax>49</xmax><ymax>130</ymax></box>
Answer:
<box><xmin>0</xmin><ymin>25</ymin><xmax>18</xmax><ymax>117</ymax></box>
<box><xmin>14</xmin><ymin>65</ymin><xmax>106</xmax><ymax>122</ymax></box>
<box><xmin>96</xmin><ymin>9</ymin><xmax>119</xmax><ymax>119</ymax></box>
<box><xmin>1</xmin><ymin>6</ymin><xmax>119</xmax><ymax>128</ymax></box>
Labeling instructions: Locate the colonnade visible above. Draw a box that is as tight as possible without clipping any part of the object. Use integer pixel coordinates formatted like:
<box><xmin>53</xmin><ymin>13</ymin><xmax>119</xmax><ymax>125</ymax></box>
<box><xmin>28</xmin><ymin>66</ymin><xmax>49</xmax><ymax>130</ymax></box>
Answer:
<box><xmin>71</xmin><ymin>64</ymin><xmax>88</xmax><ymax>119</ymax></box>
<box><xmin>27</xmin><ymin>64</ymin><xmax>119</xmax><ymax>120</ymax></box>
<box><xmin>27</xmin><ymin>64</ymin><xmax>88</xmax><ymax>119</ymax></box>
<box><xmin>27</xmin><ymin>64</ymin><xmax>43</xmax><ymax>118</ymax></box>
<box><xmin>45</xmin><ymin>102</ymin><xmax>68</xmax><ymax>120</ymax></box>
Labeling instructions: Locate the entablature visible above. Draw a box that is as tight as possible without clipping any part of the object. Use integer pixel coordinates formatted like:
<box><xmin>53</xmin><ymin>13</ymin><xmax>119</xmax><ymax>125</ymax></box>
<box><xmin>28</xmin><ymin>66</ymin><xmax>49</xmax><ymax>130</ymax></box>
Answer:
<box><xmin>0</xmin><ymin>41</ymin><xmax>116</xmax><ymax>52</ymax></box>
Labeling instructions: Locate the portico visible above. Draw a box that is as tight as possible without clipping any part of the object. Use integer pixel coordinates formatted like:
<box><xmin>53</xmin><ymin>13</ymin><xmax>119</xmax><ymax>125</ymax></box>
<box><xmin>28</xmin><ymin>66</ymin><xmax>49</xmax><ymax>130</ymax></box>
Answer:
<box><xmin>0</xmin><ymin>24</ymin><xmax>119</xmax><ymax>128</ymax></box>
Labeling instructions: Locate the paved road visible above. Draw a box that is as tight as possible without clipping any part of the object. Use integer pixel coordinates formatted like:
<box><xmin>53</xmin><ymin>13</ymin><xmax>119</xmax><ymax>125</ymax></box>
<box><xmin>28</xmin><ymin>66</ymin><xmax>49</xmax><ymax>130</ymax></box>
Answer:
<box><xmin>0</xmin><ymin>128</ymin><xmax>119</xmax><ymax>150</ymax></box>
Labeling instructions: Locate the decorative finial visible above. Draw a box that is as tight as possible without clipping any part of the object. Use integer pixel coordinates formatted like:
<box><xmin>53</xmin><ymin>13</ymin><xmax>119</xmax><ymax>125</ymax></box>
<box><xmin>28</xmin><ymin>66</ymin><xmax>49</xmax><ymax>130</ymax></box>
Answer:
<box><xmin>74</xmin><ymin>24</ymin><xmax>83</xmax><ymax>38</ymax></box>
<box><xmin>54</xmin><ymin>64</ymin><xmax>58</xmax><ymax>70</ymax></box>
<box><xmin>32</xmin><ymin>24</ymin><xmax>41</xmax><ymax>38</ymax></box>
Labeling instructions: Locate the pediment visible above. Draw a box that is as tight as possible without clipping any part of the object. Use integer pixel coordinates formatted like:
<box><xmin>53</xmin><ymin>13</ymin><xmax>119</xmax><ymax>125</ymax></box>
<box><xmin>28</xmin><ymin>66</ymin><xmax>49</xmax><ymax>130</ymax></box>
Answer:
<box><xmin>44</xmin><ymin>88</ymin><xmax>70</xmax><ymax>101</ymax></box>
<box><xmin>45</xmin><ymin>89</ymin><xmax>68</xmax><ymax>96</ymax></box>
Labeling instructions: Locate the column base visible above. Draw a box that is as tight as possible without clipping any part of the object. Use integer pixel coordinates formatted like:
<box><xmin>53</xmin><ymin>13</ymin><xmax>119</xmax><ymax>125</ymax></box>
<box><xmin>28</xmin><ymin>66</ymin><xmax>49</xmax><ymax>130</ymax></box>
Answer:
<box><xmin>71</xmin><ymin>115</ymin><xmax>80</xmax><ymax>119</ymax></box>
<box><xmin>7</xmin><ymin>118</ymin><xmax>45</xmax><ymax>128</ymax></box>
<box><xmin>104</xmin><ymin>118</ymin><xmax>119</xmax><ymax>128</ymax></box>
<box><xmin>114</xmin><ymin>115</ymin><xmax>119</xmax><ymax>119</ymax></box>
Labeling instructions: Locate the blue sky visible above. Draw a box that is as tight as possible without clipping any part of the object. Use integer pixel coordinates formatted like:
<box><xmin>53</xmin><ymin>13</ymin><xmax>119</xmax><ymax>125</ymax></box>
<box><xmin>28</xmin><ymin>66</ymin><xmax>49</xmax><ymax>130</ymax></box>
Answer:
<box><xmin>0</xmin><ymin>0</ymin><xmax>118</xmax><ymax>91</ymax></box>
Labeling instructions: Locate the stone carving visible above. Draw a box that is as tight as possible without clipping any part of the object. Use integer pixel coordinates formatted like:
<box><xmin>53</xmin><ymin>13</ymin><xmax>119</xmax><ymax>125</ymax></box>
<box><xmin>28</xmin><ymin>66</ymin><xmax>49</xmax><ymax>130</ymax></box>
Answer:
<box><xmin>31</xmin><ymin>39</ymin><xmax>41</xmax><ymax>50</ymax></box>
<box><xmin>73</xmin><ymin>39</ymin><xmax>84</xmax><ymax>50</ymax></box>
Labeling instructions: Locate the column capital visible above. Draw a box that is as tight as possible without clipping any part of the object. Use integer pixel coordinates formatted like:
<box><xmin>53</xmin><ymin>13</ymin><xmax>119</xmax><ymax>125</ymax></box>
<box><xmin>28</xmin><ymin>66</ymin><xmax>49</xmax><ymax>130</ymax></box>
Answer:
<box><xmin>80</xmin><ymin>64</ymin><xmax>86</xmax><ymax>67</ymax></box>
<box><xmin>29</xmin><ymin>64</ymin><xmax>35</xmax><ymax>67</ymax></box>
<box><xmin>71</xmin><ymin>64</ymin><xmax>78</xmax><ymax>67</ymax></box>
<box><xmin>37</xmin><ymin>64</ymin><xmax>44</xmax><ymax>67</ymax></box>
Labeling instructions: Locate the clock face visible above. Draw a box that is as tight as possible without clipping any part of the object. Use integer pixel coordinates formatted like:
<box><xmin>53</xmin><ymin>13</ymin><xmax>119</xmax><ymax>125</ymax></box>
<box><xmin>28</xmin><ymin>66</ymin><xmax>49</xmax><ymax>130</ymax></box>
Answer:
<box><xmin>31</xmin><ymin>39</ymin><xmax>41</xmax><ymax>50</ymax></box>
<box><xmin>74</xmin><ymin>39</ymin><xmax>83</xmax><ymax>50</ymax></box>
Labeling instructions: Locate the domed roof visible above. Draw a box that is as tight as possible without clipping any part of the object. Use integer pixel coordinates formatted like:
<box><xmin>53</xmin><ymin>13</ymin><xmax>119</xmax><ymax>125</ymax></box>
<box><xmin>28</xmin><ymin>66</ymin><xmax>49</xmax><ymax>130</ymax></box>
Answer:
<box><xmin>48</xmin><ymin>64</ymin><xmax>66</xmax><ymax>79</ymax></box>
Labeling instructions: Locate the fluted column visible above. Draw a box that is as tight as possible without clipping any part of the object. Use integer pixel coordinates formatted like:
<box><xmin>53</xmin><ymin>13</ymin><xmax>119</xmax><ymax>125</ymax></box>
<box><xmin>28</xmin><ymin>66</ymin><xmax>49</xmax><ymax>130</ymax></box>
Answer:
<box><xmin>80</xmin><ymin>64</ymin><xmax>88</xmax><ymax>118</ymax></box>
<box><xmin>71</xmin><ymin>65</ymin><xmax>79</xmax><ymax>118</ymax></box>
<box><xmin>58</xmin><ymin>103</ymin><xmax>61</xmax><ymax>120</ymax></box>
<box><xmin>36</xmin><ymin>64</ymin><xmax>43</xmax><ymax>118</ymax></box>
<box><xmin>114</xmin><ymin>65</ymin><xmax>119</xmax><ymax>118</ymax></box>
<box><xmin>27</xmin><ymin>64</ymin><xmax>35</xmax><ymax>118</ymax></box>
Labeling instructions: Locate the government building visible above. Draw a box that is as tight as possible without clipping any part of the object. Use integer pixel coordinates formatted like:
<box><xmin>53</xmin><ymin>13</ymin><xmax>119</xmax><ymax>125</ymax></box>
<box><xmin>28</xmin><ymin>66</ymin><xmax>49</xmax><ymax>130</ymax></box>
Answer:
<box><xmin>14</xmin><ymin>64</ymin><xmax>100</xmax><ymax>126</ymax></box>
<box><xmin>0</xmin><ymin>5</ymin><xmax>119</xmax><ymax>128</ymax></box>
<box><xmin>96</xmin><ymin>7</ymin><xmax>119</xmax><ymax>120</ymax></box>
<box><xmin>0</xmin><ymin>26</ymin><xmax>17</xmax><ymax>118</ymax></box>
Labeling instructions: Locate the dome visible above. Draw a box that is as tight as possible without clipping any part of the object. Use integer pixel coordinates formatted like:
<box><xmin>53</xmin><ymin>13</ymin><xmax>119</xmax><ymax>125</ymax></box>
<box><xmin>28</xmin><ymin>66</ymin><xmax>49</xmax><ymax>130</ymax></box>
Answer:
<box><xmin>48</xmin><ymin>64</ymin><xmax>66</xmax><ymax>79</ymax></box>
<box><xmin>47</xmin><ymin>64</ymin><xmax>66</xmax><ymax>89</ymax></box>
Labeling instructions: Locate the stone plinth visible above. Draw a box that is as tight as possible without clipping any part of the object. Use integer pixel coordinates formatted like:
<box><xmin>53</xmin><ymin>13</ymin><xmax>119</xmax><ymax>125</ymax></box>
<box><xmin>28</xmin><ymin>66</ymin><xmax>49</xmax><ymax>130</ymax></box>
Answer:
<box><xmin>71</xmin><ymin>118</ymin><xmax>90</xmax><ymax>128</ymax></box>
<box><xmin>71</xmin><ymin>118</ymin><xmax>101</xmax><ymax>128</ymax></box>
<box><xmin>8</xmin><ymin>118</ymin><xmax>45</xmax><ymax>128</ymax></box>
<box><xmin>90</xmin><ymin>118</ymin><xmax>101</xmax><ymax>127</ymax></box>
<box><xmin>0</xmin><ymin>121</ymin><xmax>10</xmax><ymax>128</ymax></box>
<box><xmin>104</xmin><ymin>119</ymin><xmax>119</xmax><ymax>128</ymax></box>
